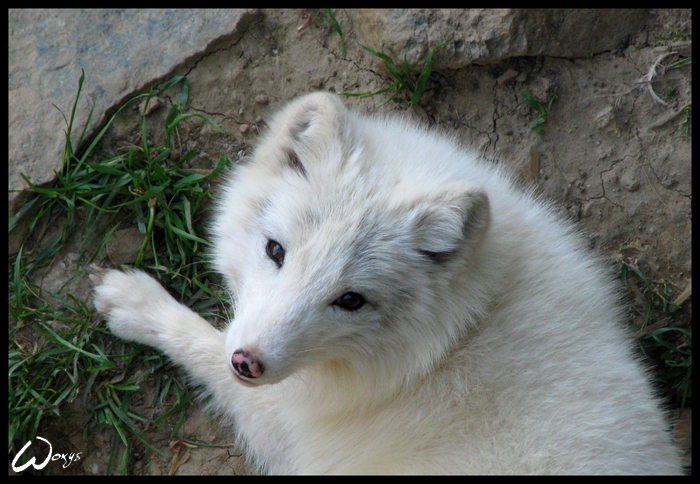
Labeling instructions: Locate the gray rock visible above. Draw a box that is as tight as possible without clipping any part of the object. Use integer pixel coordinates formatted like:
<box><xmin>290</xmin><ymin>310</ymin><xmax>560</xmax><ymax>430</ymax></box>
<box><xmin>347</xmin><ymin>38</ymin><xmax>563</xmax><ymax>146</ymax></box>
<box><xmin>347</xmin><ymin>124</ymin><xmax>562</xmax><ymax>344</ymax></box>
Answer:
<box><xmin>8</xmin><ymin>8</ymin><xmax>261</xmax><ymax>213</ymax></box>
<box><xmin>348</xmin><ymin>9</ymin><xmax>649</xmax><ymax>72</ymax></box>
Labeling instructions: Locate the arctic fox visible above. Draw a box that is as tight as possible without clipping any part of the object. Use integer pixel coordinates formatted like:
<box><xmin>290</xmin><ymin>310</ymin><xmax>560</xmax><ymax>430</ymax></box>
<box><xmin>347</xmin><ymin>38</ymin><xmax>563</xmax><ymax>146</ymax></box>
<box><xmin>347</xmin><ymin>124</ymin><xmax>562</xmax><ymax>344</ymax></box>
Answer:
<box><xmin>94</xmin><ymin>92</ymin><xmax>682</xmax><ymax>474</ymax></box>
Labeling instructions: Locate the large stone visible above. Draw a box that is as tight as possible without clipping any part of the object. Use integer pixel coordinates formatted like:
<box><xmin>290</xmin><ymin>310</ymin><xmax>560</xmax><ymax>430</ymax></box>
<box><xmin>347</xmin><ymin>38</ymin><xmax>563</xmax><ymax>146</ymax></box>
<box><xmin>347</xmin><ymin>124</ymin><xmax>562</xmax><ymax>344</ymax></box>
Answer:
<box><xmin>8</xmin><ymin>9</ymin><xmax>261</xmax><ymax>212</ymax></box>
<box><xmin>347</xmin><ymin>9</ymin><xmax>649</xmax><ymax>72</ymax></box>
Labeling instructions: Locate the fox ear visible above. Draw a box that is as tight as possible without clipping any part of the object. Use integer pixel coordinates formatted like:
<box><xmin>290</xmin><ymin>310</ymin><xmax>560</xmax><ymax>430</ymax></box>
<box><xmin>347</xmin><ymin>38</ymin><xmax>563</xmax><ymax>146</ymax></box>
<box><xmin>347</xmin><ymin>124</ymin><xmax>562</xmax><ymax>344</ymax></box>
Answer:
<box><xmin>283</xmin><ymin>92</ymin><xmax>347</xmax><ymax>142</ymax></box>
<box><xmin>259</xmin><ymin>92</ymin><xmax>349</xmax><ymax>177</ymax></box>
<box><xmin>407</xmin><ymin>184</ymin><xmax>490</xmax><ymax>261</ymax></box>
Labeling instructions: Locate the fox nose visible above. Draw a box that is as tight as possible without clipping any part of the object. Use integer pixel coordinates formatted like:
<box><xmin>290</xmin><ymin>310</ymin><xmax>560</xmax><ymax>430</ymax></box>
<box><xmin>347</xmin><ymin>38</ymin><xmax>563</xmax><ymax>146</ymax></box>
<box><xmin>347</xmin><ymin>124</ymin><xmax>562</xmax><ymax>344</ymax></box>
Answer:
<box><xmin>231</xmin><ymin>349</ymin><xmax>265</xmax><ymax>378</ymax></box>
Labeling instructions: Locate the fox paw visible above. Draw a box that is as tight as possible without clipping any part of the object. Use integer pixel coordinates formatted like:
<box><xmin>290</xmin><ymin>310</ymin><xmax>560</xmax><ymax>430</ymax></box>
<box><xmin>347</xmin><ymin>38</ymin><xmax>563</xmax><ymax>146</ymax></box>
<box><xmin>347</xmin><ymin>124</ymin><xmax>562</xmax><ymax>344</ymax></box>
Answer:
<box><xmin>93</xmin><ymin>268</ymin><xmax>176</xmax><ymax>347</ymax></box>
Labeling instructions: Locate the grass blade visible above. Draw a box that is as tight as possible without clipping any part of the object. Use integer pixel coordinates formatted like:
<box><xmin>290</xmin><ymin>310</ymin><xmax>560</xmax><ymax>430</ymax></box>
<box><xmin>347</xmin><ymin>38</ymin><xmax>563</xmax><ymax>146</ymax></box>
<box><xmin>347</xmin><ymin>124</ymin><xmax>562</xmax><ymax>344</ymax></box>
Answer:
<box><xmin>325</xmin><ymin>9</ymin><xmax>346</xmax><ymax>58</ymax></box>
<box><xmin>410</xmin><ymin>43</ymin><xmax>448</xmax><ymax>106</ymax></box>
<box><xmin>521</xmin><ymin>91</ymin><xmax>543</xmax><ymax>113</ymax></box>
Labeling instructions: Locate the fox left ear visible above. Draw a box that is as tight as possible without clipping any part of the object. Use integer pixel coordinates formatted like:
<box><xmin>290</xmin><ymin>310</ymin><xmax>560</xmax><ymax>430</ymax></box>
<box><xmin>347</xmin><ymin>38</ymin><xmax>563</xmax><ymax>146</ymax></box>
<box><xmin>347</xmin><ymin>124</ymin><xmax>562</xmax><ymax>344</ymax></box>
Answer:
<box><xmin>406</xmin><ymin>184</ymin><xmax>490</xmax><ymax>261</ymax></box>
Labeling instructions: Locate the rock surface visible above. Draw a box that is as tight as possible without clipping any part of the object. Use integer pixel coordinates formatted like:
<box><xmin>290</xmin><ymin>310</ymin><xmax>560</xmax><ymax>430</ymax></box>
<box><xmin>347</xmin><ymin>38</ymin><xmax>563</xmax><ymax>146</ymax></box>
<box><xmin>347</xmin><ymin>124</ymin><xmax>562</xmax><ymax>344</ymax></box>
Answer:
<box><xmin>8</xmin><ymin>9</ymin><xmax>261</xmax><ymax>212</ymax></box>
<box><xmin>348</xmin><ymin>9</ymin><xmax>649</xmax><ymax>71</ymax></box>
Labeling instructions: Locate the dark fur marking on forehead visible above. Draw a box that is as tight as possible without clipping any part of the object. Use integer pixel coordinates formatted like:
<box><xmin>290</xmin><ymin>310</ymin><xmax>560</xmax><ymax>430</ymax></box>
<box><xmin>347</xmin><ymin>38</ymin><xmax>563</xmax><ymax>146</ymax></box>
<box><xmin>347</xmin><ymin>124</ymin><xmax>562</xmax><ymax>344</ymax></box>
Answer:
<box><xmin>286</xmin><ymin>149</ymin><xmax>308</xmax><ymax>179</ymax></box>
<box><xmin>417</xmin><ymin>249</ymin><xmax>455</xmax><ymax>264</ymax></box>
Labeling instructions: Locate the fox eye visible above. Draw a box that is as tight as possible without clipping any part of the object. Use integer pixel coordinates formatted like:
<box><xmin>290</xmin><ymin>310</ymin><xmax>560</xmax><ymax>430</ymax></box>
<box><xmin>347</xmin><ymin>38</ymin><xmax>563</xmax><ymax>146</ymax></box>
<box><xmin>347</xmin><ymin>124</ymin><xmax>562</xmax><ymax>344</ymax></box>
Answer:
<box><xmin>334</xmin><ymin>292</ymin><xmax>366</xmax><ymax>311</ymax></box>
<box><xmin>266</xmin><ymin>239</ymin><xmax>285</xmax><ymax>267</ymax></box>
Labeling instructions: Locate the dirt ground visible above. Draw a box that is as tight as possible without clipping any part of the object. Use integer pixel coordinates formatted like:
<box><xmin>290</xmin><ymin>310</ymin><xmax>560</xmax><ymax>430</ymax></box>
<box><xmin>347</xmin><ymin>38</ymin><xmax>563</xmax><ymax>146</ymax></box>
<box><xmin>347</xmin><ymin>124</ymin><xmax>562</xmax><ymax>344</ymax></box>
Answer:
<box><xmin>16</xmin><ymin>9</ymin><xmax>691</xmax><ymax>475</ymax></box>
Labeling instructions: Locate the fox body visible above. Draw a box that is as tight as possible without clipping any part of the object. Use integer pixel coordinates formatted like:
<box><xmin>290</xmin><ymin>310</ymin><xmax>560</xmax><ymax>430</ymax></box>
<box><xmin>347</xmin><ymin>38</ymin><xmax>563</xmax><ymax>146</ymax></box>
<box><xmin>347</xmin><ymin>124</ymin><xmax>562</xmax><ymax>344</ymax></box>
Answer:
<box><xmin>94</xmin><ymin>92</ymin><xmax>681</xmax><ymax>474</ymax></box>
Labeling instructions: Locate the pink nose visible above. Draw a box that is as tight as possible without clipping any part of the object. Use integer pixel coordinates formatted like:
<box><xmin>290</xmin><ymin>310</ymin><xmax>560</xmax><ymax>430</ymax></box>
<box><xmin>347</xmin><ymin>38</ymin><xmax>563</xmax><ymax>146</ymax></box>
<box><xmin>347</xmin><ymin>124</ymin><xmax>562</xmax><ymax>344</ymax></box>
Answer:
<box><xmin>231</xmin><ymin>350</ymin><xmax>264</xmax><ymax>378</ymax></box>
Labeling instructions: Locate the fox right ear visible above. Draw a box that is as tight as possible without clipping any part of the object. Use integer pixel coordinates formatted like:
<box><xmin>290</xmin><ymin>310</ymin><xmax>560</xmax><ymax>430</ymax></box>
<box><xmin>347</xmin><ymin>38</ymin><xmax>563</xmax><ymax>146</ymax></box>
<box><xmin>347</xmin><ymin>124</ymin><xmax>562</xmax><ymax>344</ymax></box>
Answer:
<box><xmin>282</xmin><ymin>92</ymin><xmax>347</xmax><ymax>142</ymax></box>
<box><xmin>260</xmin><ymin>92</ymin><xmax>349</xmax><ymax>177</ymax></box>
<box><xmin>405</xmin><ymin>184</ymin><xmax>490</xmax><ymax>262</ymax></box>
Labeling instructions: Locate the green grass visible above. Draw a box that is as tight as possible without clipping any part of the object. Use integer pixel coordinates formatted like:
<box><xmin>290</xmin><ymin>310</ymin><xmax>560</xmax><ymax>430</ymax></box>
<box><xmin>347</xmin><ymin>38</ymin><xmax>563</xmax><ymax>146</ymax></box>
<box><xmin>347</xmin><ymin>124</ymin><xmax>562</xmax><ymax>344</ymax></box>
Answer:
<box><xmin>8</xmin><ymin>70</ymin><xmax>229</xmax><ymax>474</ymax></box>
<box><xmin>658</xmin><ymin>28</ymin><xmax>692</xmax><ymax>41</ymax></box>
<box><xmin>322</xmin><ymin>12</ymin><xmax>445</xmax><ymax>107</ymax></box>
<box><xmin>8</xmin><ymin>291</ymin><xmax>195</xmax><ymax>473</ymax></box>
<box><xmin>521</xmin><ymin>90</ymin><xmax>557</xmax><ymax>135</ymax></box>
<box><xmin>680</xmin><ymin>106</ymin><xmax>691</xmax><ymax>137</ymax></box>
<box><xmin>618</xmin><ymin>249</ymin><xmax>691</xmax><ymax>413</ymax></box>
<box><xmin>325</xmin><ymin>9</ymin><xmax>346</xmax><ymax>59</ymax></box>
<box><xmin>343</xmin><ymin>41</ymin><xmax>448</xmax><ymax>107</ymax></box>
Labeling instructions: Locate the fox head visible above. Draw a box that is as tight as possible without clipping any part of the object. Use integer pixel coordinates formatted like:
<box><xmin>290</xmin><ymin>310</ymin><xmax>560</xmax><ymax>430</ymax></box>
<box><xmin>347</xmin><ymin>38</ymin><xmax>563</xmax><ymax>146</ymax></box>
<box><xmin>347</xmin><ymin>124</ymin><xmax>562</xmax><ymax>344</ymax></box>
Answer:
<box><xmin>211</xmin><ymin>93</ymin><xmax>490</xmax><ymax>390</ymax></box>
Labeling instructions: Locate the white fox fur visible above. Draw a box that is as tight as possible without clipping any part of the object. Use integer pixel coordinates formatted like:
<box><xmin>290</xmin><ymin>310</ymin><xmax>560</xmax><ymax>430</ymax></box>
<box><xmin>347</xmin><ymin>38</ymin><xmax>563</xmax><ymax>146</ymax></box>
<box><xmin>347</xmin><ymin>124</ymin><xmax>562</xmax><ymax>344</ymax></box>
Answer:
<box><xmin>94</xmin><ymin>92</ymin><xmax>681</xmax><ymax>474</ymax></box>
